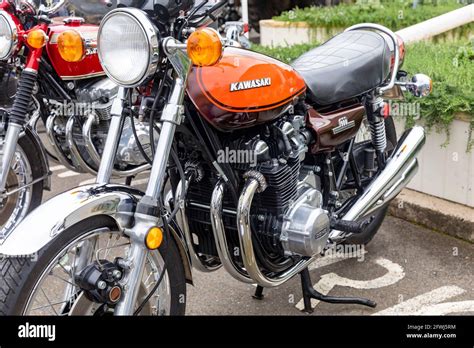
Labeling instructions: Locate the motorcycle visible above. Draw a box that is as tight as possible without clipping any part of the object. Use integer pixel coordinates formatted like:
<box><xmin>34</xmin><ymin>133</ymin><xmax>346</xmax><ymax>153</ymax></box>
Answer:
<box><xmin>0</xmin><ymin>0</ymin><xmax>432</xmax><ymax>315</ymax></box>
<box><xmin>0</xmin><ymin>0</ymin><xmax>153</xmax><ymax>238</ymax></box>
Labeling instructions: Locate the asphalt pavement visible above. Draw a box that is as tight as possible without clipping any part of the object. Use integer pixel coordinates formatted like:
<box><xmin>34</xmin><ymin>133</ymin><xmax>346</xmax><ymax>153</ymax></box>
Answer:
<box><xmin>40</xmin><ymin>160</ymin><xmax>474</xmax><ymax>316</ymax></box>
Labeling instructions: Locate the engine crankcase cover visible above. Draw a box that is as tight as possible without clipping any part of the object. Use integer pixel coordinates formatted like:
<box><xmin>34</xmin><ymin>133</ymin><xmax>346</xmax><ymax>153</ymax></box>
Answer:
<box><xmin>280</xmin><ymin>188</ymin><xmax>330</xmax><ymax>257</ymax></box>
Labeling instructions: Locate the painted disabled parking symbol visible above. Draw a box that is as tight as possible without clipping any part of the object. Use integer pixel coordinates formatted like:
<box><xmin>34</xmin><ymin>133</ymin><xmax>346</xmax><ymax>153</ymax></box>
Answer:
<box><xmin>296</xmin><ymin>255</ymin><xmax>474</xmax><ymax>315</ymax></box>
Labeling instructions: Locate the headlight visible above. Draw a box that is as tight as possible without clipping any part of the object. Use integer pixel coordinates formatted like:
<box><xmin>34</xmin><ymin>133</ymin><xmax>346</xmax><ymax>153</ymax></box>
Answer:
<box><xmin>0</xmin><ymin>11</ymin><xmax>18</xmax><ymax>61</ymax></box>
<box><xmin>98</xmin><ymin>9</ymin><xmax>160</xmax><ymax>87</ymax></box>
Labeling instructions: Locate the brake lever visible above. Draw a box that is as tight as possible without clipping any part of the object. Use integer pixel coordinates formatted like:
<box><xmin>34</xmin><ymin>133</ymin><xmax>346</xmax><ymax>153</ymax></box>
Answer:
<box><xmin>190</xmin><ymin>0</ymin><xmax>227</xmax><ymax>21</ymax></box>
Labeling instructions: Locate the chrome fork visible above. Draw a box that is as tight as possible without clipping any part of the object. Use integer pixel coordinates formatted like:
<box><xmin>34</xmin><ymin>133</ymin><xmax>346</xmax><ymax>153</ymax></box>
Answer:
<box><xmin>0</xmin><ymin>123</ymin><xmax>22</xmax><ymax>194</ymax></box>
<box><xmin>114</xmin><ymin>78</ymin><xmax>187</xmax><ymax>315</ymax></box>
<box><xmin>87</xmin><ymin>37</ymin><xmax>191</xmax><ymax>315</ymax></box>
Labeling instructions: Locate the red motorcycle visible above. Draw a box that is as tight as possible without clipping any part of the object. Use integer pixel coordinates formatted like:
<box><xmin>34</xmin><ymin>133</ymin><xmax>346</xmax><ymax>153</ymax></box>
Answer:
<box><xmin>0</xmin><ymin>0</ymin><xmax>432</xmax><ymax>315</ymax></box>
<box><xmin>0</xmin><ymin>0</ymin><xmax>151</xmax><ymax>238</ymax></box>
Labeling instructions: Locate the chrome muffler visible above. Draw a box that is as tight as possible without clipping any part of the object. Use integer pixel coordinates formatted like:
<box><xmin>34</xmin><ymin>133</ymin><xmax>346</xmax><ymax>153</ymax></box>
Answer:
<box><xmin>330</xmin><ymin>126</ymin><xmax>425</xmax><ymax>240</ymax></box>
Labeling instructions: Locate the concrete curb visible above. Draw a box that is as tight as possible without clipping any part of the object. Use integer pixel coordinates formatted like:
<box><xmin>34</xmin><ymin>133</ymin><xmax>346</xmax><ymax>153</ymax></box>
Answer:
<box><xmin>389</xmin><ymin>189</ymin><xmax>474</xmax><ymax>244</ymax></box>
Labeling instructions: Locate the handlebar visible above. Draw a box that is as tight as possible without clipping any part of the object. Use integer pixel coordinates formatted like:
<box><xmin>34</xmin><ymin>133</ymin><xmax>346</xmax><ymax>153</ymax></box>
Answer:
<box><xmin>38</xmin><ymin>0</ymin><xmax>67</xmax><ymax>16</ymax></box>
<box><xmin>189</xmin><ymin>0</ymin><xmax>227</xmax><ymax>27</ymax></box>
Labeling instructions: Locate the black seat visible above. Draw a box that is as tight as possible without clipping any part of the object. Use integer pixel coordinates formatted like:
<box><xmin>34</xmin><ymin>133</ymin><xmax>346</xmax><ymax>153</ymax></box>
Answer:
<box><xmin>292</xmin><ymin>30</ymin><xmax>391</xmax><ymax>106</ymax></box>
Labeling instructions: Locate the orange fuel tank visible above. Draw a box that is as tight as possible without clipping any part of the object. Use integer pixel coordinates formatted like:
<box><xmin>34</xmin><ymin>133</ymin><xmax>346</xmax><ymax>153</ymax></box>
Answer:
<box><xmin>187</xmin><ymin>47</ymin><xmax>306</xmax><ymax>131</ymax></box>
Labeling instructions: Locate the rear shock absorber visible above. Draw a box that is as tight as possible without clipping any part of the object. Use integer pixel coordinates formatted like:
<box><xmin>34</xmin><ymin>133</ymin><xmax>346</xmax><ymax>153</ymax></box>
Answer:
<box><xmin>9</xmin><ymin>69</ymin><xmax>37</xmax><ymax>126</ymax></box>
<box><xmin>370</xmin><ymin>117</ymin><xmax>387</xmax><ymax>152</ymax></box>
<box><xmin>366</xmin><ymin>95</ymin><xmax>387</xmax><ymax>168</ymax></box>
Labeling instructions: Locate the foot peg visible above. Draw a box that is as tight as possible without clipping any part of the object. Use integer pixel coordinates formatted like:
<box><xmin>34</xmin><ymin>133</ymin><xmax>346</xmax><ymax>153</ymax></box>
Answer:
<box><xmin>330</xmin><ymin>218</ymin><xmax>373</xmax><ymax>234</ymax></box>
<box><xmin>299</xmin><ymin>268</ymin><xmax>376</xmax><ymax>313</ymax></box>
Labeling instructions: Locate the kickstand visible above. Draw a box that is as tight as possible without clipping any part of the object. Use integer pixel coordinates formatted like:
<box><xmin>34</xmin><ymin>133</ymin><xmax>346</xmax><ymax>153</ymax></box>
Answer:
<box><xmin>299</xmin><ymin>268</ymin><xmax>376</xmax><ymax>313</ymax></box>
<box><xmin>252</xmin><ymin>285</ymin><xmax>264</xmax><ymax>300</ymax></box>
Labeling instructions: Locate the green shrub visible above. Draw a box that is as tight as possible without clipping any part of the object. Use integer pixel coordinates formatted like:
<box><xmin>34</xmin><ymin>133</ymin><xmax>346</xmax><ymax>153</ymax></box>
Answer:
<box><xmin>274</xmin><ymin>0</ymin><xmax>470</xmax><ymax>32</ymax></box>
<box><xmin>252</xmin><ymin>40</ymin><xmax>474</xmax><ymax>150</ymax></box>
<box><xmin>403</xmin><ymin>41</ymin><xmax>474</xmax><ymax>150</ymax></box>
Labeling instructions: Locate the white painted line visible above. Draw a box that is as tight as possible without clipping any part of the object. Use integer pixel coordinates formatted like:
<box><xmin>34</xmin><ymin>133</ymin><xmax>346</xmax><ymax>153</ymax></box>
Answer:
<box><xmin>58</xmin><ymin>171</ymin><xmax>80</xmax><ymax>178</ymax></box>
<box><xmin>308</xmin><ymin>250</ymin><xmax>368</xmax><ymax>271</ymax></box>
<box><xmin>415</xmin><ymin>300</ymin><xmax>474</xmax><ymax>315</ymax></box>
<box><xmin>50</xmin><ymin>165</ymin><xmax>66</xmax><ymax>172</ymax></box>
<box><xmin>374</xmin><ymin>286</ymin><xmax>466</xmax><ymax>315</ymax></box>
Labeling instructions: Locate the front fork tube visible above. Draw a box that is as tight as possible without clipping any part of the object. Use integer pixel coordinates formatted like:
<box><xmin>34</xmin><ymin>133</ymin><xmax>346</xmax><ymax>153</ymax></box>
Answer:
<box><xmin>108</xmin><ymin>79</ymin><xmax>186</xmax><ymax>315</ymax></box>
<box><xmin>0</xmin><ymin>68</ymin><xmax>39</xmax><ymax>194</ymax></box>
<box><xmin>96</xmin><ymin>88</ymin><xmax>127</xmax><ymax>185</ymax></box>
<box><xmin>0</xmin><ymin>124</ymin><xmax>22</xmax><ymax>193</ymax></box>
<box><xmin>114</xmin><ymin>243</ymin><xmax>148</xmax><ymax>315</ymax></box>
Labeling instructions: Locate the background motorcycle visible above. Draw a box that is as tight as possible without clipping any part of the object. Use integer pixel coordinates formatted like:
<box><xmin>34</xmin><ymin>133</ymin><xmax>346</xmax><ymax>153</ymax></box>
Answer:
<box><xmin>0</xmin><ymin>0</ymin><xmax>154</xmax><ymax>238</ymax></box>
<box><xmin>0</xmin><ymin>0</ymin><xmax>432</xmax><ymax>316</ymax></box>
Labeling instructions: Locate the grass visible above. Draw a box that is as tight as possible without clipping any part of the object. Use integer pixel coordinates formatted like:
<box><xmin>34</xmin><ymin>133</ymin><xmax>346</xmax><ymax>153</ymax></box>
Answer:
<box><xmin>274</xmin><ymin>0</ymin><xmax>470</xmax><ymax>32</ymax></box>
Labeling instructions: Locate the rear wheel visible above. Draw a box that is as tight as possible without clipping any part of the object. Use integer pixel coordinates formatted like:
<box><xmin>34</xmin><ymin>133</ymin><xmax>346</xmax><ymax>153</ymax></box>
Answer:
<box><xmin>0</xmin><ymin>216</ymin><xmax>186</xmax><ymax>316</ymax></box>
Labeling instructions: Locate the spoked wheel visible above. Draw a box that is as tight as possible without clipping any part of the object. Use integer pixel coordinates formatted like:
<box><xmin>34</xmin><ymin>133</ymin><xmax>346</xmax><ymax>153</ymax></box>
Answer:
<box><xmin>0</xmin><ymin>135</ymin><xmax>43</xmax><ymax>238</ymax></box>
<box><xmin>338</xmin><ymin>116</ymin><xmax>398</xmax><ymax>245</ymax></box>
<box><xmin>0</xmin><ymin>217</ymin><xmax>186</xmax><ymax>316</ymax></box>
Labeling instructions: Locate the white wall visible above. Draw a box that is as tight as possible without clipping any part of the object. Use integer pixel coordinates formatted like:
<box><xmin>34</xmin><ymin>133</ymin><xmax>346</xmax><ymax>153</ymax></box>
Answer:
<box><xmin>394</xmin><ymin>118</ymin><xmax>473</xmax><ymax>207</ymax></box>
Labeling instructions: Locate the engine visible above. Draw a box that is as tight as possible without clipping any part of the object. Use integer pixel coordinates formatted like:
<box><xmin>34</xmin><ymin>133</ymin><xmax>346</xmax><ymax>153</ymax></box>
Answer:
<box><xmin>46</xmin><ymin>78</ymin><xmax>154</xmax><ymax>172</ymax></box>
<box><xmin>184</xmin><ymin>109</ymin><xmax>331</xmax><ymax>262</ymax></box>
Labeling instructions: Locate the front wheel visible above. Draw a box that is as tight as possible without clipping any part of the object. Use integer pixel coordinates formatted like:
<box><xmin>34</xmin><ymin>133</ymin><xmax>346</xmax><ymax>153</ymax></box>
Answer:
<box><xmin>0</xmin><ymin>133</ymin><xmax>44</xmax><ymax>237</ymax></box>
<box><xmin>0</xmin><ymin>216</ymin><xmax>186</xmax><ymax>316</ymax></box>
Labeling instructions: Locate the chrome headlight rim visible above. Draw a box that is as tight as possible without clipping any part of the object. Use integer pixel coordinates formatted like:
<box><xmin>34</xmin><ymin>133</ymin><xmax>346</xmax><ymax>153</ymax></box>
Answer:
<box><xmin>0</xmin><ymin>11</ymin><xmax>18</xmax><ymax>61</ymax></box>
<box><xmin>97</xmin><ymin>8</ymin><xmax>160</xmax><ymax>88</ymax></box>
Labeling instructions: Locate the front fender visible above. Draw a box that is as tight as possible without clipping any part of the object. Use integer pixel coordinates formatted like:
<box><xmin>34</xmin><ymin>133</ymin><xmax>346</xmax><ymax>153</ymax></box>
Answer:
<box><xmin>0</xmin><ymin>184</ymin><xmax>193</xmax><ymax>283</ymax></box>
<box><xmin>0</xmin><ymin>184</ymin><xmax>139</xmax><ymax>256</ymax></box>
<box><xmin>0</xmin><ymin>183</ymin><xmax>194</xmax><ymax>283</ymax></box>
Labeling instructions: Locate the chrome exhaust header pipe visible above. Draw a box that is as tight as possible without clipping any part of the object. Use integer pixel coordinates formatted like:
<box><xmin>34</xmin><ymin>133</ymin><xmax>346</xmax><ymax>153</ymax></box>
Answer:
<box><xmin>82</xmin><ymin>113</ymin><xmax>151</xmax><ymax>178</ymax></box>
<box><xmin>176</xmin><ymin>178</ymin><xmax>222</xmax><ymax>273</ymax></box>
<box><xmin>45</xmin><ymin>114</ymin><xmax>82</xmax><ymax>173</ymax></box>
<box><xmin>210</xmin><ymin>180</ymin><xmax>254</xmax><ymax>283</ymax></box>
<box><xmin>236</xmin><ymin>171</ymin><xmax>316</xmax><ymax>288</ymax></box>
<box><xmin>330</xmin><ymin>126</ymin><xmax>425</xmax><ymax>240</ymax></box>
<box><xmin>65</xmin><ymin>117</ymin><xmax>97</xmax><ymax>176</ymax></box>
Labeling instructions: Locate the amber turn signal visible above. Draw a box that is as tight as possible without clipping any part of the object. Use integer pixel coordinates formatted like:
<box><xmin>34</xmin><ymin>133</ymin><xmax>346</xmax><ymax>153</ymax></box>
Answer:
<box><xmin>26</xmin><ymin>29</ymin><xmax>48</xmax><ymax>49</ymax></box>
<box><xmin>187</xmin><ymin>28</ymin><xmax>222</xmax><ymax>67</ymax></box>
<box><xmin>57</xmin><ymin>30</ymin><xmax>85</xmax><ymax>62</ymax></box>
<box><xmin>145</xmin><ymin>227</ymin><xmax>164</xmax><ymax>250</ymax></box>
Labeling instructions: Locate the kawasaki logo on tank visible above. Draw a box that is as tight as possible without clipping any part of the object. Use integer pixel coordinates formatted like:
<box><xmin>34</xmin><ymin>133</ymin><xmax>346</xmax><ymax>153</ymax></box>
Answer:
<box><xmin>230</xmin><ymin>78</ymin><xmax>272</xmax><ymax>92</ymax></box>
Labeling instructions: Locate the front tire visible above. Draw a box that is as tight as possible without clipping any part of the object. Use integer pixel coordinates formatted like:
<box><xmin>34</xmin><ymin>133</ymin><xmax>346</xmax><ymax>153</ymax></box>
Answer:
<box><xmin>0</xmin><ymin>216</ymin><xmax>186</xmax><ymax>316</ymax></box>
